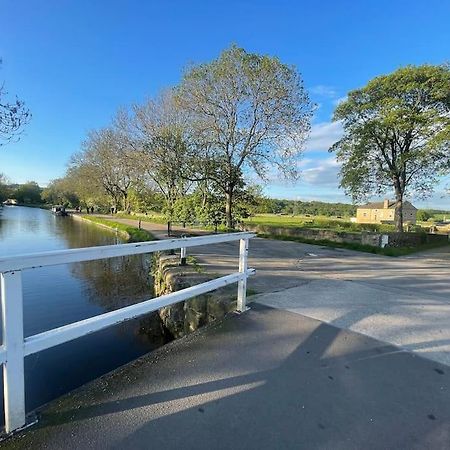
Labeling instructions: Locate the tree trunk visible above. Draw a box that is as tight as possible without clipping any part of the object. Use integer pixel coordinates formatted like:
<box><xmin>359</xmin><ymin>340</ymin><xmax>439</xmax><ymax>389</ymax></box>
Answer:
<box><xmin>394</xmin><ymin>192</ymin><xmax>404</xmax><ymax>233</ymax></box>
<box><xmin>225</xmin><ymin>191</ymin><xmax>233</xmax><ymax>230</ymax></box>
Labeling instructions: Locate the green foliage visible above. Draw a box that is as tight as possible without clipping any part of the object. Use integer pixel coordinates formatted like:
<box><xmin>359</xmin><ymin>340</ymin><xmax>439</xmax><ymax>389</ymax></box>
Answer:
<box><xmin>13</xmin><ymin>181</ymin><xmax>43</xmax><ymax>204</ymax></box>
<box><xmin>41</xmin><ymin>178</ymin><xmax>80</xmax><ymax>207</ymax></box>
<box><xmin>244</xmin><ymin>214</ymin><xmax>395</xmax><ymax>233</ymax></box>
<box><xmin>253</xmin><ymin>197</ymin><xmax>357</xmax><ymax>217</ymax></box>
<box><xmin>80</xmin><ymin>215</ymin><xmax>155</xmax><ymax>242</ymax></box>
<box><xmin>258</xmin><ymin>232</ymin><xmax>449</xmax><ymax>257</ymax></box>
<box><xmin>0</xmin><ymin>173</ymin><xmax>10</xmax><ymax>202</ymax></box>
<box><xmin>416</xmin><ymin>210</ymin><xmax>432</xmax><ymax>221</ymax></box>
<box><xmin>177</xmin><ymin>44</ymin><xmax>314</xmax><ymax>228</ymax></box>
<box><xmin>331</xmin><ymin>64</ymin><xmax>450</xmax><ymax>232</ymax></box>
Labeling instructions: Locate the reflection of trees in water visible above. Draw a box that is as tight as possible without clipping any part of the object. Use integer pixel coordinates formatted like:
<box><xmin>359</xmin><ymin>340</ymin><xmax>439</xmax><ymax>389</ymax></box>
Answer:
<box><xmin>66</xmin><ymin>220</ymin><xmax>171</xmax><ymax>347</ymax></box>
<box><xmin>70</xmin><ymin>256</ymin><xmax>152</xmax><ymax>311</ymax></box>
<box><xmin>70</xmin><ymin>256</ymin><xmax>170</xmax><ymax>347</ymax></box>
<box><xmin>59</xmin><ymin>216</ymin><xmax>119</xmax><ymax>249</ymax></box>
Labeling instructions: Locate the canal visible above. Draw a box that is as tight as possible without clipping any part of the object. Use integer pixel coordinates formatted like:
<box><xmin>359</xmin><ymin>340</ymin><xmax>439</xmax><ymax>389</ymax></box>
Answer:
<box><xmin>0</xmin><ymin>206</ymin><xmax>167</xmax><ymax>422</ymax></box>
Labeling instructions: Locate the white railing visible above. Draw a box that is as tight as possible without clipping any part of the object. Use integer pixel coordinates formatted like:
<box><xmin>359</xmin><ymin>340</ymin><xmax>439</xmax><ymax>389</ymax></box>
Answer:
<box><xmin>0</xmin><ymin>232</ymin><xmax>256</xmax><ymax>433</ymax></box>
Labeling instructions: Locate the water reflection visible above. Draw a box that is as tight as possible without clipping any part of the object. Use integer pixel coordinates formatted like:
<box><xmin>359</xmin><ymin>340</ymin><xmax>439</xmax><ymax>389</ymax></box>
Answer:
<box><xmin>0</xmin><ymin>206</ymin><xmax>168</xmax><ymax>420</ymax></box>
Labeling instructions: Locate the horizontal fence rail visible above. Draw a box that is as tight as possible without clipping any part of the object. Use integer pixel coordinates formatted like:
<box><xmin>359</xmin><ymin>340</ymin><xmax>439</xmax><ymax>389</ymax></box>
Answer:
<box><xmin>0</xmin><ymin>232</ymin><xmax>256</xmax><ymax>433</ymax></box>
<box><xmin>0</xmin><ymin>232</ymin><xmax>255</xmax><ymax>272</ymax></box>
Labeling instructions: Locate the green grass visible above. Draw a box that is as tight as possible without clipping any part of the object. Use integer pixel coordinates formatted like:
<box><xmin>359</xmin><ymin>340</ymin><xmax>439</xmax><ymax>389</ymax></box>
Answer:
<box><xmin>115</xmin><ymin>212</ymin><xmax>167</xmax><ymax>224</ymax></box>
<box><xmin>259</xmin><ymin>232</ymin><xmax>450</xmax><ymax>257</ymax></box>
<box><xmin>244</xmin><ymin>214</ymin><xmax>396</xmax><ymax>233</ymax></box>
<box><xmin>81</xmin><ymin>215</ymin><xmax>155</xmax><ymax>242</ymax></box>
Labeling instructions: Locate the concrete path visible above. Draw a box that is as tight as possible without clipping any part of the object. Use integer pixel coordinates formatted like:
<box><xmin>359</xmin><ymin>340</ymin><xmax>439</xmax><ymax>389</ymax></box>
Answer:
<box><xmin>4</xmin><ymin>304</ymin><xmax>450</xmax><ymax>449</ymax></box>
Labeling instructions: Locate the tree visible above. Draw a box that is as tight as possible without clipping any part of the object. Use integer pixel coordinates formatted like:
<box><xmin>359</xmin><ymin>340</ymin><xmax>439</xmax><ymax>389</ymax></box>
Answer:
<box><xmin>416</xmin><ymin>210</ymin><xmax>432</xmax><ymax>222</ymax></box>
<box><xmin>131</xmin><ymin>91</ymin><xmax>192</xmax><ymax>234</ymax></box>
<box><xmin>0</xmin><ymin>173</ymin><xmax>10</xmax><ymax>202</ymax></box>
<box><xmin>0</xmin><ymin>59</ymin><xmax>31</xmax><ymax>145</ymax></box>
<box><xmin>13</xmin><ymin>181</ymin><xmax>42</xmax><ymax>204</ymax></box>
<box><xmin>331</xmin><ymin>65</ymin><xmax>450</xmax><ymax>232</ymax></box>
<box><xmin>41</xmin><ymin>178</ymin><xmax>80</xmax><ymax>207</ymax></box>
<box><xmin>177</xmin><ymin>45</ymin><xmax>313</xmax><ymax>229</ymax></box>
<box><xmin>71</xmin><ymin>127</ymin><xmax>139</xmax><ymax>212</ymax></box>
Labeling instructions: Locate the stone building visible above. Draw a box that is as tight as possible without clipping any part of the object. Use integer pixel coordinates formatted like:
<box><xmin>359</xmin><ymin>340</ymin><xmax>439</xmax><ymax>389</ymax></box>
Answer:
<box><xmin>356</xmin><ymin>199</ymin><xmax>417</xmax><ymax>224</ymax></box>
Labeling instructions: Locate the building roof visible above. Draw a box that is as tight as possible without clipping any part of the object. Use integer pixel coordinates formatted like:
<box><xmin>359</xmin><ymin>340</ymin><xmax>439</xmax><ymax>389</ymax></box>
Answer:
<box><xmin>358</xmin><ymin>200</ymin><xmax>417</xmax><ymax>210</ymax></box>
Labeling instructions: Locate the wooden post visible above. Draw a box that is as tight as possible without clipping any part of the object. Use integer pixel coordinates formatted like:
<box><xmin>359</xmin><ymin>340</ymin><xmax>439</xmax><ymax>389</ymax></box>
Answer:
<box><xmin>1</xmin><ymin>271</ymin><xmax>26</xmax><ymax>433</ymax></box>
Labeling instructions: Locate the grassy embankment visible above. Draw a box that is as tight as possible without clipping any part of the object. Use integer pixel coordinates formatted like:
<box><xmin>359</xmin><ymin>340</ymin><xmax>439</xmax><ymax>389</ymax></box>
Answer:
<box><xmin>80</xmin><ymin>215</ymin><xmax>155</xmax><ymax>242</ymax></box>
<box><xmin>243</xmin><ymin>214</ymin><xmax>399</xmax><ymax>233</ymax></box>
<box><xmin>244</xmin><ymin>214</ymin><xmax>447</xmax><ymax>256</ymax></box>
<box><xmin>255</xmin><ymin>232</ymin><xmax>447</xmax><ymax>257</ymax></box>
<box><xmin>107</xmin><ymin>212</ymin><xmax>448</xmax><ymax>256</ymax></box>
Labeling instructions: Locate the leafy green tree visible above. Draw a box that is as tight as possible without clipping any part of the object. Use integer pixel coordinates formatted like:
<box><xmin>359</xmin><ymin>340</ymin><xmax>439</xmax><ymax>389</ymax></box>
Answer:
<box><xmin>416</xmin><ymin>210</ymin><xmax>432</xmax><ymax>222</ymax></box>
<box><xmin>13</xmin><ymin>181</ymin><xmax>42</xmax><ymax>204</ymax></box>
<box><xmin>71</xmin><ymin>126</ymin><xmax>140</xmax><ymax>212</ymax></box>
<box><xmin>178</xmin><ymin>45</ymin><xmax>313</xmax><ymax>229</ymax></box>
<box><xmin>331</xmin><ymin>65</ymin><xmax>450</xmax><ymax>232</ymax></box>
<box><xmin>41</xmin><ymin>178</ymin><xmax>80</xmax><ymax>207</ymax></box>
<box><xmin>0</xmin><ymin>173</ymin><xmax>11</xmax><ymax>202</ymax></box>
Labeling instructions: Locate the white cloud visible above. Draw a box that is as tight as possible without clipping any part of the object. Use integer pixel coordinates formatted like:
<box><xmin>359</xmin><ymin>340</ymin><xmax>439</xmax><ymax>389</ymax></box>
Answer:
<box><xmin>309</xmin><ymin>85</ymin><xmax>337</xmax><ymax>98</ymax></box>
<box><xmin>302</xmin><ymin>157</ymin><xmax>341</xmax><ymax>187</ymax></box>
<box><xmin>305</xmin><ymin>121</ymin><xmax>344</xmax><ymax>152</ymax></box>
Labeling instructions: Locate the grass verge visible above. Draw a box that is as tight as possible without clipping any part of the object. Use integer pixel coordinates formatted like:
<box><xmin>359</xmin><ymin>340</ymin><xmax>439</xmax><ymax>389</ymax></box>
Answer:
<box><xmin>80</xmin><ymin>215</ymin><xmax>155</xmax><ymax>242</ymax></box>
<box><xmin>258</xmin><ymin>233</ymin><xmax>450</xmax><ymax>257</ymax></box>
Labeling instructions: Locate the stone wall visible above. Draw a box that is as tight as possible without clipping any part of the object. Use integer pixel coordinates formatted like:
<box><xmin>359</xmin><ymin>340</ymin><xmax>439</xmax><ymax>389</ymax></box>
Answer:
<box><xmin>246</xmin><ymin>224</ymin><xmax>376</xmax><ymax>246</ymax></box>
<box><xmin>386</xmin><ymin>232</ymin><xmax>448</xmax><ymax>248</ymax></box>
<box><xmin>154</xmin><ymin>254</ymin><xmax>237</xmax><ymax>339</ymax></box>
<box><xmin>245</xmin><ymin>223</ymin><xmax>448</xmax><ymax>249</ymax></box>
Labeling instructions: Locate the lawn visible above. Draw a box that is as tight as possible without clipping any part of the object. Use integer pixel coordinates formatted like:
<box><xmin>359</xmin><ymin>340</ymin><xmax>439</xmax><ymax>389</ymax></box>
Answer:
<box><xmin>243</xmin><ymin>214</ymin><xmax>396</xmax><ymax>233</ymax></box>
<box><xmin>81</xmin><ymin>215</ymin><xmax>155</xmax><ymax>242</ymax></box>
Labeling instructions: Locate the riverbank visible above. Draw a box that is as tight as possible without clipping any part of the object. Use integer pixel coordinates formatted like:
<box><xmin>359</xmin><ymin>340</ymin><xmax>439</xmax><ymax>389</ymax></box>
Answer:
<box><xmin>72</xmin><ymin>214</ymin><xmax>155</xmax><ymax>242</ymax></box>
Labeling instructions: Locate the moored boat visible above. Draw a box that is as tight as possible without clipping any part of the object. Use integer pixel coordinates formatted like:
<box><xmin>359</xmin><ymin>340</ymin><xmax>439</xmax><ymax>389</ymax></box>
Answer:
<box><xmin>51</xmin><ymin>205</ymin><xmax>68</xmax><ymax>216</ymax></box>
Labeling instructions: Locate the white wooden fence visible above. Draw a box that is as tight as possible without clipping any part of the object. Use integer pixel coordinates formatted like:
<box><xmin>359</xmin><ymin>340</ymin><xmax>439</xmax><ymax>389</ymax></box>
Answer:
<box><xmin>0</xmin><ymin>232</ymin><xmax>255</xmax><ymax>433</ymax></box>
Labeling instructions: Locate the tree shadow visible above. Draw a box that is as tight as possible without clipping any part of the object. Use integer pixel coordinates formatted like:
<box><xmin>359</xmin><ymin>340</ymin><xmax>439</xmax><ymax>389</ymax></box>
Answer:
<box><xmin>32</xmin><ymin>305</ymin><xmax>450</xmax><ymax>449</ymax></box>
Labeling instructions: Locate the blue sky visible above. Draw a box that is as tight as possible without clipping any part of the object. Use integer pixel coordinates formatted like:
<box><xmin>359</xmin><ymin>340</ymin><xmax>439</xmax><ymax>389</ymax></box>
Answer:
<box><xmin>1</xmin><ymin>0</ymin><xmax>449</xmax><ymax>207</ymax></box>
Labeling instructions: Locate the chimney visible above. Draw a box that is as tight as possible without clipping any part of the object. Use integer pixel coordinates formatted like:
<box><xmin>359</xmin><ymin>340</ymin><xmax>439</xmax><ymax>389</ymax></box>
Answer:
<box><xmin>383</xmin><ymin>199</ymin><xmax>389</xmax><ymax>209</ymax></box>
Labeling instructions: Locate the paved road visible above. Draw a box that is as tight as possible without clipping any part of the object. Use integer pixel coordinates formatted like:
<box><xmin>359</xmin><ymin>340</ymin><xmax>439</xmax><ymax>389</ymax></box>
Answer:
<box><xmin>3</xmin><ymin>218</ymin><xmax>450</xmax><ymax>448</ymax></box>
<box><xmin>5</xmin><ymin>305</ymin><xmax>450</xmax><ymax>449</ymax></box>
<box><xmin>99</xmin><ymin>217</ymin><xmax>450</xmax><ymax>365</ymax></box>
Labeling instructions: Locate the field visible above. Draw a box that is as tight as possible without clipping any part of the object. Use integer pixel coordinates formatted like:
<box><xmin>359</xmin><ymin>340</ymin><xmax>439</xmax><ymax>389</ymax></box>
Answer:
<box><xmin>243</xmin><ymin>214</ymin><xmax>397</xmax><ymax>233</ymax></box>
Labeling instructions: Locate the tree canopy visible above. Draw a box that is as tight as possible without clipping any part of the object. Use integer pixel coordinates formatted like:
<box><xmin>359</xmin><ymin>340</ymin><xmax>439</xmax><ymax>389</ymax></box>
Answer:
<box><xmin>330</xmin><ymin>64</ymin><xmax>450</xmax><ymax>231</ymax></box>
<box><xmin>177</xmin><ymin>45</ymin><xmax>314</xmax><ymax>228</ymax></box>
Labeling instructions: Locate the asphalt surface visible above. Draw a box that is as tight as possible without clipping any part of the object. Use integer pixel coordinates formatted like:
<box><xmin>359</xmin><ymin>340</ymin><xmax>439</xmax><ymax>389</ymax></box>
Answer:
<box><xmin>4</xmin><ymin>217</ymin><xmax>449</xmax><ymax>448</ymax></box>
<box><xmin>89</xmin><ymin>217</ymin><xmax>450</xmax><ymax>364</ymax></box>
<box><xmin>3</xmin><ymin>304</ymin><xmax>450</xmax><ymax>449</ymax></box>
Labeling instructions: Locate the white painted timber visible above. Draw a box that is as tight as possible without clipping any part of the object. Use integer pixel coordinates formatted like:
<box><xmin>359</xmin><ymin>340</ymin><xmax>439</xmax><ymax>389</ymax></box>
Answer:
<box><xmin>1</xmin><ymin>271</ymin><xmax>26</xmax><ymax>433</ymax></box>
<box><xmin>0</xmin><ymin>347</ymin><xmax>7</xmax><ymax>365</ymax></box>
<box><xmin>0</xmin><ymin>232</ymin><xmax>256</xmax><ymax>433</ymax></box>
<box><xmin>24</xmin><ymin>269</ymin><xmax>255</xmax><ymax>356</ymax></box>
<box><xmin>0</xmin><ymin>232</ymin><xmax>256</xmax><ymax>273</ymax></box>
<box><xmin>237</xmin><ymin>239</ymin><xmax>249</xmax><ymax>312</ymax></box>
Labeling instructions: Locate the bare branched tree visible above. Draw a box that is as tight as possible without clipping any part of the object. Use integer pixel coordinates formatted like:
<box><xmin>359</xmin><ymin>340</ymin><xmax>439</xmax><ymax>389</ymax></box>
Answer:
<box><xmin>0</xmin><ymin>59</ymin><xmax>31</xmax><ymax>145</ymax></box>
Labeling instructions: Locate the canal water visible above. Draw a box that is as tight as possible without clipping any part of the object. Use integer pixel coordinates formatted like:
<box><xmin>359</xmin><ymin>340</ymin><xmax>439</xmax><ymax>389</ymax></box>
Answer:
<box><xmin>0</xmin><ymin>206</ymin><xmax>167</xmax><ymax>421</ymax></box>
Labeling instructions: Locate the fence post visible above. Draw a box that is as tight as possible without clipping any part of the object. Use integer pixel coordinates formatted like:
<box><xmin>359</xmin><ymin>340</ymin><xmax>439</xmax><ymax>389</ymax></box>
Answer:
<box><xmin>1</xmin><ymin>271</ymin><xmax>26</xmax><ymax>433</ymax></box>
<box><xmin>180</xmin><ymin>247</ymin><xmax>187</xmax><ymax>266</ymax></box>
<box><xmin>237</xmin><ymin>238</ymin><xmax>249</xmax><ymax>312</ymax></box>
